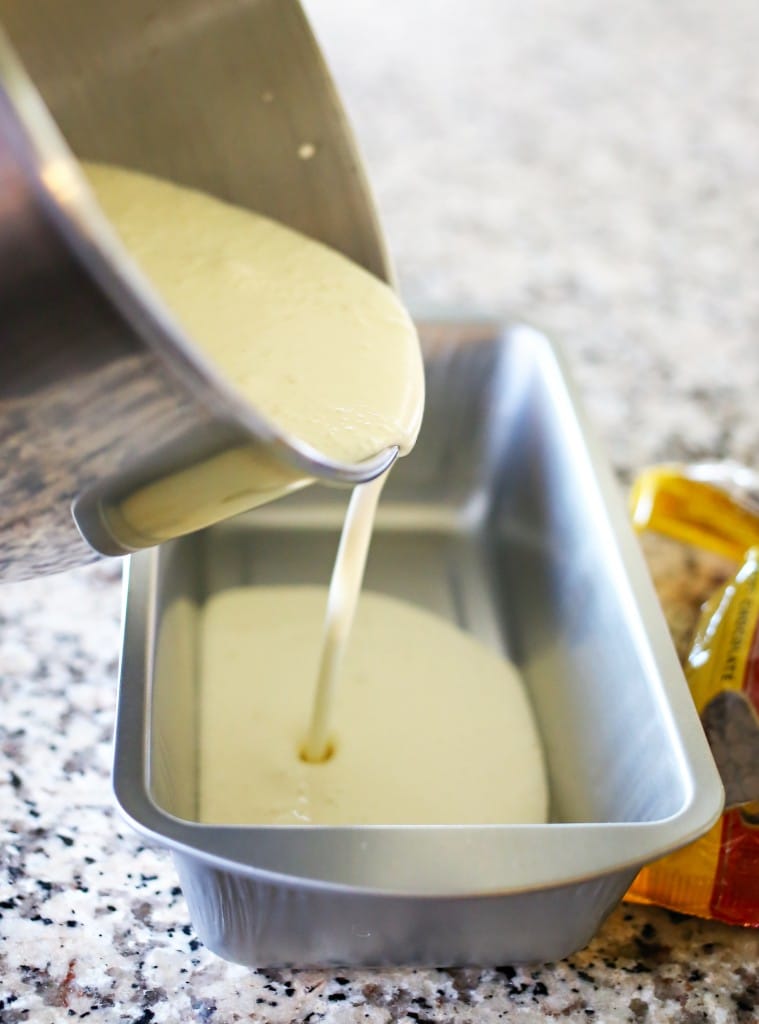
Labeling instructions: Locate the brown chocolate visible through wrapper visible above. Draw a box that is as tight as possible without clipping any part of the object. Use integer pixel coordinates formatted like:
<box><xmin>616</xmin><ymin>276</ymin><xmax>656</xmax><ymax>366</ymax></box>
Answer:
<box><xmin>700</xmin><ymin>690</ymin><xmax>759</xmax><ymax>810</ymax></box>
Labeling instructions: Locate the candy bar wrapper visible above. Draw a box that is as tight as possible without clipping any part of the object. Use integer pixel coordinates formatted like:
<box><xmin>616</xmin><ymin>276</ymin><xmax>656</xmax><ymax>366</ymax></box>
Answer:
<box><xmin>626</xmin><ymin>464</ymin><xmax>759</xmax><ymax>926</ymax></box>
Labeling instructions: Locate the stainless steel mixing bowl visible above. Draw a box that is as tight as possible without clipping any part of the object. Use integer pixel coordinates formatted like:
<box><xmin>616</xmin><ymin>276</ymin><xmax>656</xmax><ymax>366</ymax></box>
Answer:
<box><xmin>0</xmin><ymin>0</ymin><xmax>394</xmax><ymax>581</ymax></box>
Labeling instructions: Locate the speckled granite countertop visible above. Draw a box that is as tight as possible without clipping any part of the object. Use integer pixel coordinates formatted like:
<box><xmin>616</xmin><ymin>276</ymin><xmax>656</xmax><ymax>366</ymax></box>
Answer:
<box><xmin>1</xmin><ymin>570</ymin><xmax>758</xmax><ymax>1024</ymax></box>
<box><xmin>3</xmin><ymin>0</ymin><xmax>759</xmax><ymax>1020</ymax></box>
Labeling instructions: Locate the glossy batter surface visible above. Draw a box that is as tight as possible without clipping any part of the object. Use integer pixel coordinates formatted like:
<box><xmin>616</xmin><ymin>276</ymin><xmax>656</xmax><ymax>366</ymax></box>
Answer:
<box><xmin>199</xmin><ymin>586</ymin><xmax>548</xmax><ymax>826</ymax></box>
<box><xmin>85</xmin><ymin>163</ymin><xmax>424</xmax><ymax>463</ymax></box>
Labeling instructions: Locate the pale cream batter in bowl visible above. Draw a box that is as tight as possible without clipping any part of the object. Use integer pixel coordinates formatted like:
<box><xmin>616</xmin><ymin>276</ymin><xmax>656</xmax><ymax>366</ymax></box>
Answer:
<box><xmin>78</xmin><ymin>163</ymin><xmax>424</xmax><ymax>549</ymax></box>
<box><xmin>0</xmin><ymin>0</ymin><xmax>411</xmax><ymax>576</ymax></box>
<box><xmin>84</xmin><ymin>164</ymin><xmax>424</xmax><ymax>470</ymax></box>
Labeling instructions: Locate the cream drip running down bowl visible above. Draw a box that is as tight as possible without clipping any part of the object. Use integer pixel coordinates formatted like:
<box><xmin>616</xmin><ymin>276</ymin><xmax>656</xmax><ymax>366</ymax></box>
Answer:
<box><xmin>0</xmin><ymin>0</ymin><xmax>401</xmax><ymax>581</ymax></box>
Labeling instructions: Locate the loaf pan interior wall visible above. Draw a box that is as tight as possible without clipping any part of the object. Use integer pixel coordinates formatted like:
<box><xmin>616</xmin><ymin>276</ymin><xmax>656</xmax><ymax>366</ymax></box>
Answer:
<box><xmin>146</xmin><ymin>328</ymin><xmax>688</xmax><ymax>828</ymax></box>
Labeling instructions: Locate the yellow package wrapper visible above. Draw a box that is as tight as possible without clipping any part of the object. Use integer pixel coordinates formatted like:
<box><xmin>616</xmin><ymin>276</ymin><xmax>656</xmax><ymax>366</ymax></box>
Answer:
<box><xmin>627</xmin><ymin>465</ymin><xmax>759</xmax><ymax>926</ymax></box>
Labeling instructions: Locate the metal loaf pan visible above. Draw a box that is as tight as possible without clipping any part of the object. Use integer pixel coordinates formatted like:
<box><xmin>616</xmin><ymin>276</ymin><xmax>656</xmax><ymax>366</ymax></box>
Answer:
<box><xmin>115</xmin><ymin>322</ymin><xmax>723</xmax><ymax>967</ymax></box>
